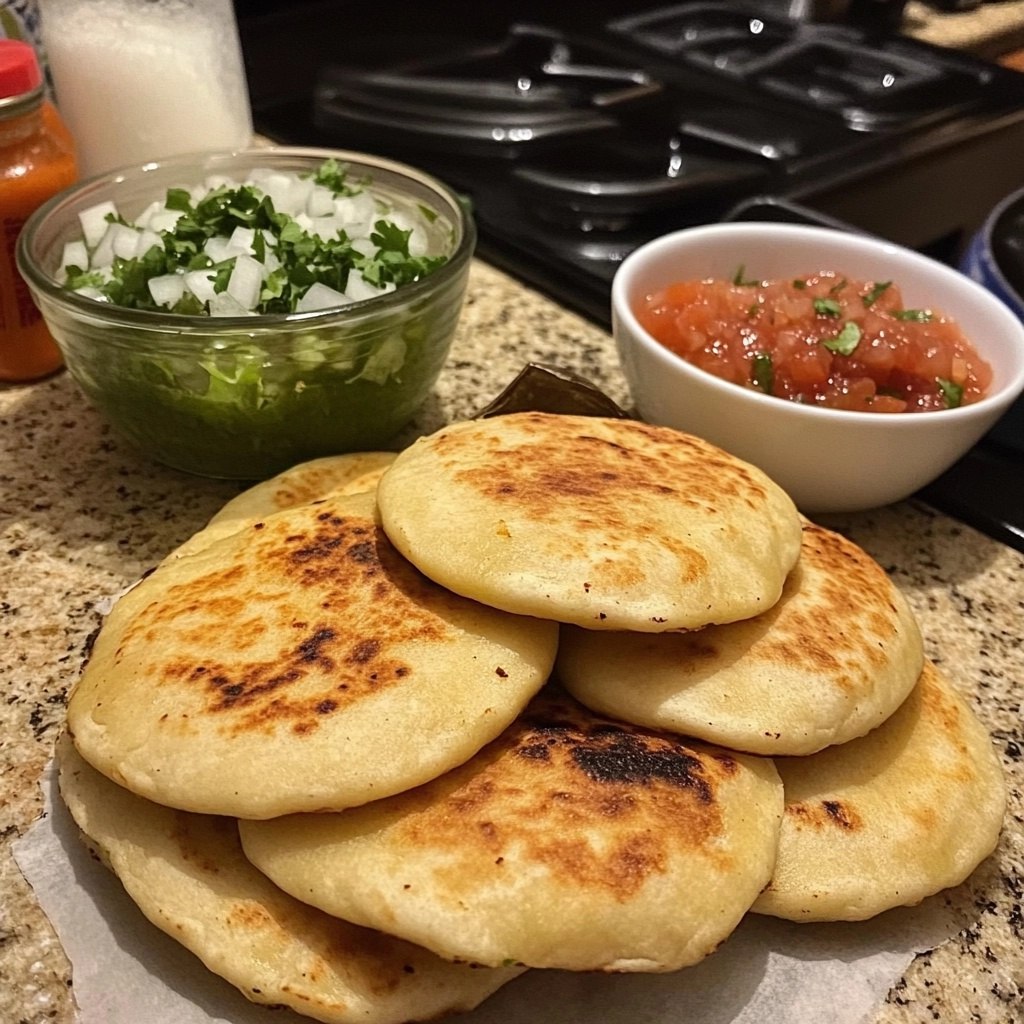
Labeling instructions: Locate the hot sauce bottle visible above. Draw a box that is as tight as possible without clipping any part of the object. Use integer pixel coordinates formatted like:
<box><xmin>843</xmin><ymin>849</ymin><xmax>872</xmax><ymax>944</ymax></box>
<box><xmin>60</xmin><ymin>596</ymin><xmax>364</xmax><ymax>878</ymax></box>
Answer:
<box><xmin>0</xmin><ymin>38</ymin><xmax>76</xmax><ymax>382</ymax></box>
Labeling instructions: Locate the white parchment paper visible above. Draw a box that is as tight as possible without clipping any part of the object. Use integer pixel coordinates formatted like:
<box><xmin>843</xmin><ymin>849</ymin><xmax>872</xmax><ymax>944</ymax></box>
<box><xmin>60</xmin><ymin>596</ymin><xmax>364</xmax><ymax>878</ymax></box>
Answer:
<box><xmin>14</xmin><ymin>762</ymin><xmax>960</xmax><ymax>1024</ymax></box>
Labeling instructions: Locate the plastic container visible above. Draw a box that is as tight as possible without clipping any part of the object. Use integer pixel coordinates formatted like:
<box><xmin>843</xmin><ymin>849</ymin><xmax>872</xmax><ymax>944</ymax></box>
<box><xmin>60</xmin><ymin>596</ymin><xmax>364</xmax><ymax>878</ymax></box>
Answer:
<box><xmin>38</xmin><ymin>0</ymin><xmax>252</xmax><ymax>178</ymax></box>
<box><xmin>0</xmin><ymin>37</ymin><xmax>76</xmax><ymax>382</ymax></box>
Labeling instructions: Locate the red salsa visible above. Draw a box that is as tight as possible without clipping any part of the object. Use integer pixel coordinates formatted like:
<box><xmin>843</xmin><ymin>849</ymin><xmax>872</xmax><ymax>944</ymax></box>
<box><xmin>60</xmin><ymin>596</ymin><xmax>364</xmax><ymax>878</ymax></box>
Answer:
<box><xmin>636</xmin><ymin>270</ymin><xmax>993</xmax><ymax>412</ymax></box>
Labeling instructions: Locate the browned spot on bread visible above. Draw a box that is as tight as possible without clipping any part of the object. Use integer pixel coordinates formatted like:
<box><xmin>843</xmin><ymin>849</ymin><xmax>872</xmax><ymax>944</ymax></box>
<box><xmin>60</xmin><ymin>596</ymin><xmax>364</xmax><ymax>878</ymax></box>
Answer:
<box><xmin>786</xmin><ymin>798</ymin><xmax>863</xmax><ymax>831</ymax></box>
<box><xmin>226</xmin><ymin>900</ymin><xmax>277</xmax><ymax>931</ymax></box>
<box><xmin>169</xmin><ymin>812</ymin><xmax>225</xmax><ymax>875</ymax></box>
<box><xmin>120</xmin><ymin>509</ymin><xmax>451</xmax><ymax>738</ymax></box>
<box><xmin>397</xmin><ymin>691</ymin><xmax>735</xmax><ymax>901</ymax></box>
<box><xmin>751</xmin><ymin>521</ymin><xmax>912</xmax><ymax>691</ymax></box>
<box><xmin>918</xmin><ymin>662</ymin><xmax>975</xmax><ymax>782</ymax></box>
<box><xmin>449</xmin><ymin>415</ymin><xmax>767</xmax><ymax>522</ymax></box>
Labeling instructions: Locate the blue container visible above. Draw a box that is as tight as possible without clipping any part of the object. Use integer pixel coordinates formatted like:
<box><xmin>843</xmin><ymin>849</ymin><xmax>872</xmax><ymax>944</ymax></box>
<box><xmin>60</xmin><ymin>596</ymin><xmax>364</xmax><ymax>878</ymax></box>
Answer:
<box><xmin>961</xmin><ymin>186</ymin><xmax>1024</xmax><ymax>452</ymax></box>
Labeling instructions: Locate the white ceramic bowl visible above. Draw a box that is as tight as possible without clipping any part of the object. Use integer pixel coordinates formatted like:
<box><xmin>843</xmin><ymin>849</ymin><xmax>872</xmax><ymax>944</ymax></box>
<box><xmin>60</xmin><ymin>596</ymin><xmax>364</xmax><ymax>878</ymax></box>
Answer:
<box><xmin>611</xmin><ymin>223</ymin><xmax>1024</xmax><ymax>513</ymax></box>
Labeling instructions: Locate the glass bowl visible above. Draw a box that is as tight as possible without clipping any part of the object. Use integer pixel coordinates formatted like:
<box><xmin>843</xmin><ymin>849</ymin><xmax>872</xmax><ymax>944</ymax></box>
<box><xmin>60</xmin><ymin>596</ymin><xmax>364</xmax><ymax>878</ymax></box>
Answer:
<box><xmin>17</xmin><ymin>146</ymin><xmax>475</xmax><ymax>479</ymax></box>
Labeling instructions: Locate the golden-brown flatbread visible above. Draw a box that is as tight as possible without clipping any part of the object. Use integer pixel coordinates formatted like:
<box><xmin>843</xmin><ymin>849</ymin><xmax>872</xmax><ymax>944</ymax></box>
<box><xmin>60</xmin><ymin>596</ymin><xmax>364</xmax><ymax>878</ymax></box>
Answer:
<box><xmin>752</xmin><ymin>661</ymin><xmax>1005</xmax><ymax>922</ymax></box>
<box><xmin>558</xmin><ymin>519</ymin><xmax>924</xmax><ymax>755</ymax></box>
<box><xmin>210</xmin><ymin>452</ymin><xmax>397</xmax><ymax>526</ymax></box>
<box><xmin>56</xmin><ymin>733</ymin><xmax>524</xmax><ymax>1023</ymax></box>
<box><xmin>67</xmin><ymin>490</ymin><xmax>558</xmax><ymax>819</ymax></box>
<box><xmin>171</xmin><ymin>452</ymin><xmax>397</xmax><ymax>561</ymax></box>
<box><xmin>240</xmin><ymin>688</ymin><xmax>784</xmax><ymax>973</ymax></box>
<box><xmin>377</xmin><ymin>413</ymin><xmax>802</xmax><ymax>631</ymax></box>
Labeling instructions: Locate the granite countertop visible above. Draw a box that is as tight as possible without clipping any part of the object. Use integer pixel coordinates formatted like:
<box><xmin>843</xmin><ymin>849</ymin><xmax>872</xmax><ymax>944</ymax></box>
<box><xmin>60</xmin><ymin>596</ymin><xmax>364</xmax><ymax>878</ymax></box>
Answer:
<box><xmin>1</xmin><ymin>259</ymin><xmax>1023</xmax><ymax>1023</ymax></box>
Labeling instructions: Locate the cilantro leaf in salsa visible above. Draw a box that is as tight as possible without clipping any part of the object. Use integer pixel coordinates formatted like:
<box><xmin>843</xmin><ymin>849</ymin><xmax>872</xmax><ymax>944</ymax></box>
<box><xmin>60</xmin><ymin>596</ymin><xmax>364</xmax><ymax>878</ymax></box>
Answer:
<box><xmin>894</xmin><ymin>309</ymin><xmax>933</xmax><ymax>322</ymax></box>
<box><xmin>862</xmin><ymin>280</ymin><xmax>891</xmax><ymax>307</ymax></box>
<box><xmin>732</xmin><ymin>264</ymin><xmax>760</xmax><ymax>287</ymax></box>
<box><xmin>751</xmin><ymin>352</ymin><xmax>774</xmax><ymax>394</ymax></box>
<box><xmin>936</xmin><ymin>377</ymin><xmax>964</xmax><ymax>408</ymax></box>
<box><xmin>823</xmin><ymin>321</ymin><xmax>862</xmax><ymax>356</ymax></box>
<box><xmin>813</xmin><ymin>297</ymin><xmax>842</xmax><ymax>317</ymax></box>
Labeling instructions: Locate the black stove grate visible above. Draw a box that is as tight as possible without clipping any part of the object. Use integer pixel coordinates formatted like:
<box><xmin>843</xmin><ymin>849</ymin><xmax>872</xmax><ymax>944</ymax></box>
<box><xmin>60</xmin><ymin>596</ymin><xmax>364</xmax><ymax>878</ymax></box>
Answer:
<box><xmin>247</xmin><ymin>1</ymin><xmax>1024</xmax><ymax>550</ymax></box>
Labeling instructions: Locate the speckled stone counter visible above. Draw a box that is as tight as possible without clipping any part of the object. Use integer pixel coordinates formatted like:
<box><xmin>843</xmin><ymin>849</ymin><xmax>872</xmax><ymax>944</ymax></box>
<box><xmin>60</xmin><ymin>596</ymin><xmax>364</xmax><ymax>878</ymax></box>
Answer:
<box><xmin>1</xmin><ymin>260</ymin><xmax>1022</xmax><ymax>1024</ymax></box>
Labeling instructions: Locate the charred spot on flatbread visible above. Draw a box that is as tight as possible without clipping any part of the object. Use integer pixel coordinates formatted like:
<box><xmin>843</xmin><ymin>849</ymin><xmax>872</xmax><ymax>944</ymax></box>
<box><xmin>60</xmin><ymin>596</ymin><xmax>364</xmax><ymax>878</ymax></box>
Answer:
<box><xmin>68</xmin><ymin>490</ymin><xmax>557</xmax><ymax>818</ymax></box>
<box><xmin>117</xmin><ymin>512</ymin><xmax>449</xmax><ymax>739</ymax></box>
<box><xmin>393</xmin><ymin>693</ymin><xmax>742</xmax><ymax>902</ymax></box>
<box><xmin>240</xmin><ymin>688</ymin><xmax>783</xmax><ymax>972</ymax></box>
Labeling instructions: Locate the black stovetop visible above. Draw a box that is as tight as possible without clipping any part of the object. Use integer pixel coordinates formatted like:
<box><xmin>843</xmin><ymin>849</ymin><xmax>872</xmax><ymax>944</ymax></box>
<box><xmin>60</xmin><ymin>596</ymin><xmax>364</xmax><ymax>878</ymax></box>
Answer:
<box><xmin>237</xmin><ymin>0</ymin><xmax>1024</xmax><ymax>552</ymax></box>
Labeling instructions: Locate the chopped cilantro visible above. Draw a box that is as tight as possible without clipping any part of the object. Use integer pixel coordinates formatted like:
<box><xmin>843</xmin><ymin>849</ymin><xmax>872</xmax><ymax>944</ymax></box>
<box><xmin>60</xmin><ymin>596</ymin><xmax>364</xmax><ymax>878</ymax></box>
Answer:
<box><xmin>828</xmin><ymin>277</ymin><xmax>848</xmax><ymax>295</ymax></box>
<box><xmin>936</xmin><ymin>377</ymin><xmax>964</xmax><ymax>408</ymax></box>
<box><xmin>59</xmin><ymin>160</ymin><xmax>451</xmax><ymax>316</ymax></box>
<box><xmin>751</xmin><ymin>352</ymin><xmax>774</xmax><ymax>394</ymax></box>
<box><xmin>813</xmin><ymin>297</ymin><xmax>842</xmax><ymax>317</ymax></box>
<box><xmin>311</xmin><ymin>157</ymin><xmax>360</xmax><ymax>196</ymax></box>
<box><xmin>164</xmin><ymin>187</ymin><xmax>193</xmax><ymax>213</ymax></box>
<box><xmin>732</xmin><ymin>264</ymin><xmax>759</xmax><ymax>287</ymax></box>
<box><xmin>792</xmin><ymin>278</ymin><xmax>807</xmax><ymax>290</ymax></box>
<box><xmin>823</xmin><ymin>321</ymin><xmax>862</xmax><ymax>356</ymax></box>
<box><xmin>63</xmin><ymin>265</ymin><xmax>106</xmax><ymax>291</ymax></box>
<box><xmin>893</xmin><ymin>309</ymin><xmax>933</xmax><ymax>322</ymax></box>
<box><xmin>862</xmin><ymin>280</ymin><xmax>891</xmax><ymax>307</ymax></box>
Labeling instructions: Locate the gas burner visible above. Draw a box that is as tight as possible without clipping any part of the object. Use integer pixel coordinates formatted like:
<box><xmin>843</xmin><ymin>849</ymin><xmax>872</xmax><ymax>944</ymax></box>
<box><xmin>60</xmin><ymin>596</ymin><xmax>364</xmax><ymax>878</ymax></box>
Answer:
<box><xmin>252</xmin><ymin>2</ymin><xmax>1024</xmax><ymax>328</ymax></box>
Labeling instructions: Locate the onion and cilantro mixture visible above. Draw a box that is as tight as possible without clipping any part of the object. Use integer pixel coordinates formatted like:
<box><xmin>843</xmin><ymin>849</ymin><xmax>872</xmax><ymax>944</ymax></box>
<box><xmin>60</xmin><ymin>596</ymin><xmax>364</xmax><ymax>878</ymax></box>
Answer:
<box><xmin>49</xmin><ymin>159</ymin><xmax>468</xmax><ymax>479</ymax></box>
<box><xmin>60</xmin><ymin>158</ymin><xmax>450</xmax><ymax>316</ymax></box>
<box><xmin>636</xmin><ymin>269</ymin><xmax>993</xmax><ymax>413</ymax></box>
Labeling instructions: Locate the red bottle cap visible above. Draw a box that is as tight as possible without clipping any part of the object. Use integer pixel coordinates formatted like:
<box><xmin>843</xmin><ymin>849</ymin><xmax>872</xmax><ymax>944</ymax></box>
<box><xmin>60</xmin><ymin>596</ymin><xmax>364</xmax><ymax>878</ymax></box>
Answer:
<box><xmin>0</xmin><ymin>39</ymin><xmax>43</xmax><ymax>101</ymax></box>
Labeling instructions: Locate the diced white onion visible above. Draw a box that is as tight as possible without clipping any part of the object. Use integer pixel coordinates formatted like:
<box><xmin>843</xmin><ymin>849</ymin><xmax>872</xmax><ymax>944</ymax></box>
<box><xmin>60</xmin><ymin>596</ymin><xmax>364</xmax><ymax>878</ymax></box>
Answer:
<box><xmin>308</xmin><ymin>216</ymin><xmax>341</xmax><ymax>240</ymax></box>
<box><xmin>148</xmin><ymin>209</ymin><xmax>183</xmax><ymax>233</ymax></box>
<box><xmin>78</xmin><ymin>200</ymin><xmax>118</xmax><ymax>248</ymax></box>
<box><xmin>344</xmin><ymin>274</ymin><xmax>394</xmax><ymax>304</ymax></box>
<box><xmin>183</xmin><ymin>269</ymin><xmax>218</xmax><ymax>304</ymax></box>
<box><xmin>62</xmin><ymin>161</ymin><xmax>447</xmax><ymax>321</ymax></box>
<box><xmin>147</xmin><ymin>273</ymin><xmax>185</xmax><ymax>308</ymax></box>
<box><xmin>349</xmin><ymin>237</ymin><xmax>375</xmax><ymax>257</ymax></box>
<box><xmin>112</xmin><ymin>225</ymin><xmax>142</xmax><ymax>260</ymax></box>
<box><xmin>209</xmin><ymin>292</ymin><xmax>256</xmax><ymax>317</ymax></box>
<box><xmin>295</xmin><ymin>281</ymin><xmax>349</xmax><ymax>312</ymax></box>
<box><xmin>90</xmin><ymin>224</ymin><xmax>118</xmax><ymax>268</ymax></box>
<box><xmin>226</xmin><ymin>254</ymin><xmax>263</xmax><ymax>310</ymax></box>
<box><xmin>135</xmin><ymin>229</ymin><xmax>164</xmax><ymax>259</ymax></box>
<box><xmin>306</xmin><ymin>185</ymin><xmax>335</xmax><ymax>217</ymax></box>
<box><xmin>260</xmin><ymin>173</ymin><xmax>296</xmax><ymax>213</ymax></box>
<box><xmin>204</xmin><ymin>236</ymin><xmax>248</xmax><ymax>264</ymax></box>
<box><xmin>60</xmin><ymin>239</ymin><xmax>89</xmax><ymax>274</ymax></box>
<box><xmin>133</xmin><ymin>200</ymin><xmax>163</xmax><ymax>229</ymax></box>
<box><xmin>262</xmin><ymin>249</ymin><xmax>281</xmax><ymax>276</ymax></box>
<box><xmin>228</xmin><ymin>226</ymin><xmax>255</xmax><ymax>254</ymax></box>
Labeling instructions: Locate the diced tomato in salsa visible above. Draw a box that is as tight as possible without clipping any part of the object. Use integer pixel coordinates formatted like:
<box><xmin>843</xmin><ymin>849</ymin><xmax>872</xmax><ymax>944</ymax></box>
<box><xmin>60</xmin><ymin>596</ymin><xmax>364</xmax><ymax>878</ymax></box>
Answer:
<box><xmin>635</xmin><ymin>271</ymin><xmax>992</xmax><ymax>412</ymax></box>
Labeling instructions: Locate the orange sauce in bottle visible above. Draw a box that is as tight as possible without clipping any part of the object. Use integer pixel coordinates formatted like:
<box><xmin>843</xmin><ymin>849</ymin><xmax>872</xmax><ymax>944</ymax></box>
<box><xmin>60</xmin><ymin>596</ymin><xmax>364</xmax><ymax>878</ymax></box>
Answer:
<box><xmin>0</xmin><ymin>40</ymin><xmax>77</xmax><ymax>382</ymax></box>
